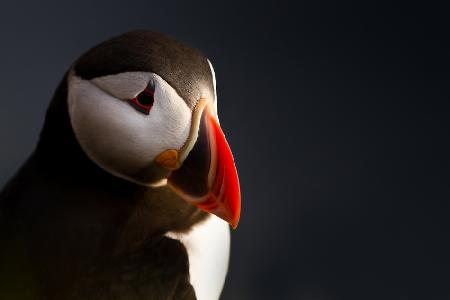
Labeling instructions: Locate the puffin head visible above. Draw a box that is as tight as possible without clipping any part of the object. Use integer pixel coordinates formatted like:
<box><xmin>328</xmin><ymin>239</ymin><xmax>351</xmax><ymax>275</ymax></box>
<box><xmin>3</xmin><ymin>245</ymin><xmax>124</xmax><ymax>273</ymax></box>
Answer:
<box><xmin>66</xmin><ymin>31</ymin><xmax>240</xmax><ymax>228</ymax></box>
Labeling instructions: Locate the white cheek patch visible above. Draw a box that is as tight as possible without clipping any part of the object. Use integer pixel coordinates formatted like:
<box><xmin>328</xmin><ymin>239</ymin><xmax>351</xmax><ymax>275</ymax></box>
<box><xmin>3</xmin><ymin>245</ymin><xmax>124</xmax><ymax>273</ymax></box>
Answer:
<box><xmin>68</xmin><ymin>71</ymin><xmax>191</xmax><ymax>183</ymax></box>
<box><xmin>91</xmin><ymin>72</ymin><xmax>152</xmax><ymax>100</ymax></box>
<box><xmin>207</xmin><ymin>59</ymin><xmax>218</xmax><ymax>116</ymax></box>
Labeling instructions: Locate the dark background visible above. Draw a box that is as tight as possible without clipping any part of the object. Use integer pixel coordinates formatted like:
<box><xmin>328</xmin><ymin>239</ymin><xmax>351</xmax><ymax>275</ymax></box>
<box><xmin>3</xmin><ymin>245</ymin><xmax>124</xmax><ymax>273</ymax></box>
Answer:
<box><xmin>1</xmin><ymin>1</ymin><xmax>449</xmax><ymax>299</ymax></box>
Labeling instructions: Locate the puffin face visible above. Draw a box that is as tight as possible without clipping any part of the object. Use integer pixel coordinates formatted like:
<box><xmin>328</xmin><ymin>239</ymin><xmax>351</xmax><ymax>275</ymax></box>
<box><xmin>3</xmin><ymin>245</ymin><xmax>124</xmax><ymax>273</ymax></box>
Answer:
<box><xmin>68</xmin><ymin>71</ymin><xmax>193</xmax><ymax>184</ymax></box>
<box><xmin>67</xmin><ymin>31</ymin><xmax>240</xmax><ymax>227</ymax></box>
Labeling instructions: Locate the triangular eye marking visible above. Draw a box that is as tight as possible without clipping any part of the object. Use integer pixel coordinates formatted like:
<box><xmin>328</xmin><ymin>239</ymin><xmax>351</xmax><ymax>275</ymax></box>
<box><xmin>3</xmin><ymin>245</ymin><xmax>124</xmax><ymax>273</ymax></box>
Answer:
<box><xmin>147</xmin><ymin>78</ymin><xmax>155</xmax><ymax>91</ymax></box>
<box><xmin>128</xmin><ymin>81</ymin><xmax>155</xmax><ymax>115</ymax></box>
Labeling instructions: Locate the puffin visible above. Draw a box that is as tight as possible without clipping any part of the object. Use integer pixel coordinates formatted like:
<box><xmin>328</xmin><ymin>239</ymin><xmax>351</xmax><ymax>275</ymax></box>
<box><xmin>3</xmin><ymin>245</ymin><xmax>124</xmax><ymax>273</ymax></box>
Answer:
<box><xmin>0</xmin><ymin>31</ymin><xmax>240</xmax><ymax>300</ymax></box>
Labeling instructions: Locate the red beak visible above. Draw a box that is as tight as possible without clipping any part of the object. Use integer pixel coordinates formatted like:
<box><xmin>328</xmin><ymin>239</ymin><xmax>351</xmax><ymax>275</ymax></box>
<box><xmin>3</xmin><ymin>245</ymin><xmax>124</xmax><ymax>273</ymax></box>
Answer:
<box><xmin>167</xmin><ymin>104</ymin><xmax>241</xmax><ymax>228</ymax></box>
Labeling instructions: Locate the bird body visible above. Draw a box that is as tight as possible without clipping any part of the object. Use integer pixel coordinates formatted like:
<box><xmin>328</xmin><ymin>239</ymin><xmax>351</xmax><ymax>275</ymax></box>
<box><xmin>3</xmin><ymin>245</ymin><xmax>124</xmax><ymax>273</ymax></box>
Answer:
<box><xmin>0</xmin><ymin>31</ymin><xmax>240</xmax><ymax>300</ymax></box>
<box><xmin>166</xmin><ymin>215</ymin><xmax>230</xmax><ymax>300</ymax></box>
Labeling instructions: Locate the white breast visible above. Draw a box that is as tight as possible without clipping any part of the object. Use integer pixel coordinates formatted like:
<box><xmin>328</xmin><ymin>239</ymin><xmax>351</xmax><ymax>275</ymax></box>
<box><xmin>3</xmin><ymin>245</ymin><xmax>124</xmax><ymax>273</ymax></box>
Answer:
<box><xmin>166</xmin><ymin>215</ymin><xmax>230</xmax><ymax>300</ymax></box>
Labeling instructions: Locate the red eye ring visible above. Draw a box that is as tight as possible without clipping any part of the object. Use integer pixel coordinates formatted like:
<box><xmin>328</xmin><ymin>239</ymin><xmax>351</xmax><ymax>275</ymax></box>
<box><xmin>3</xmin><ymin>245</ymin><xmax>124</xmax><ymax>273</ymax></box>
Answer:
<box><xmin>128</xmin><ymin>87</ymin><xmax>154</xmax><ymax>115</ymax></box>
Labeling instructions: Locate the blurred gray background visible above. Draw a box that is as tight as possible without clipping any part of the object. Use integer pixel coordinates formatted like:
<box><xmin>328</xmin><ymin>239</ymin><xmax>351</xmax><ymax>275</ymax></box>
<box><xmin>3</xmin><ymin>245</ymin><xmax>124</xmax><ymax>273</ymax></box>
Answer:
<box><xmin>0</xmin><ymin>1</ymin><xmax>449</xmax><ymax>299</ymax></box>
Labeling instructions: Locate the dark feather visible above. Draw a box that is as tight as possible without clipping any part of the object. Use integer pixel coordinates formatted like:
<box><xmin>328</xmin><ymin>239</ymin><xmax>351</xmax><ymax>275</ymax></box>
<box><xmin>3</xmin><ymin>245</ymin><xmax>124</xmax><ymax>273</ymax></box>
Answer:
<box><xmin>0</xmin><ymin>40</ymin><xmax>209</xmax><ymax>298</ymax></box>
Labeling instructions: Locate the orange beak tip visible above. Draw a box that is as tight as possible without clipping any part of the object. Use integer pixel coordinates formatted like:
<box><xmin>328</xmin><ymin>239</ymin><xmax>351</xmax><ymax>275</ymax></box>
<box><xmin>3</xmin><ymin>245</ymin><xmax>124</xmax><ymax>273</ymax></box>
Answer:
<box><xmin>167</xmin><ymin>102</ymin><xmax>241</xmax><ymax>229</ymax></box>
<box><xmin>231</xmin><ymin>217</ymin><xmax>239</xmax><ymax>230</ymax></box>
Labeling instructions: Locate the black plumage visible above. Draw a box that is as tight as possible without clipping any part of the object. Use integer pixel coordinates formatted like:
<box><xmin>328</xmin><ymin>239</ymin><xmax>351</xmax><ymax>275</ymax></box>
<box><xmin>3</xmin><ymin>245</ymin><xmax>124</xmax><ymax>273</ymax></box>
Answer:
<box><xmin>75</xmin><ymin>30</ymin><xmax>214</xmax><ymax>110</ymax></box>
<box><xmin>0</xmin><ymin>31</ymin><xmax>212</xmax><ymax>300</ymax></box>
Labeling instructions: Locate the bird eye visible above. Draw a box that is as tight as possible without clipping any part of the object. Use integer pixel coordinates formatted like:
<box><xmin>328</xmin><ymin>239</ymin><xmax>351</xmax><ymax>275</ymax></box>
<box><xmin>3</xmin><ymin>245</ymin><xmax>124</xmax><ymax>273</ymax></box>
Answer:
<box><xmin>128</xmin><ymin>84</ymin><xmax>155</xmax><ymax>115</ymax></box>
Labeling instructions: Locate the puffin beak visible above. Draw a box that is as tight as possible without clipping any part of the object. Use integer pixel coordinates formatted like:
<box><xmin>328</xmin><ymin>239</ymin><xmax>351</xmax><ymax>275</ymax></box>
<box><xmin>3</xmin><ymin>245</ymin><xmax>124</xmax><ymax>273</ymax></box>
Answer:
<box><xmin>156</xmin><ymin>100</ymin><xmax>241</xmax><ymax>228</ymax></box>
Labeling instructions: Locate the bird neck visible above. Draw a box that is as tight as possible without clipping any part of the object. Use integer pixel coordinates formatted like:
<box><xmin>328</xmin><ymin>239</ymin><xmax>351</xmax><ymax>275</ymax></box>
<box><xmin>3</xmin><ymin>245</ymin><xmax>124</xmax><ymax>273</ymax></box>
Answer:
<box><xmin>31</xmin><ymin>73</ymin><xmax>208</xmax><ymax>243</ymax></box>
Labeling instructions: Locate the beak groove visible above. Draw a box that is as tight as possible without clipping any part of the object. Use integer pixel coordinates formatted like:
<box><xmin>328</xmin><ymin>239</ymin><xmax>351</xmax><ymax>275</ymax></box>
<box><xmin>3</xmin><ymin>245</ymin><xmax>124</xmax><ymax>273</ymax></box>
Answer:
<box><xmin>165</xmin><ymin>102</ymin><xmax>241</xmax><ymax>228</ymax></box>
